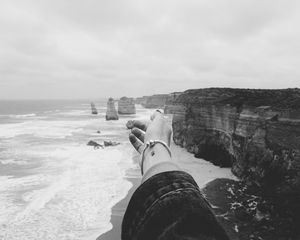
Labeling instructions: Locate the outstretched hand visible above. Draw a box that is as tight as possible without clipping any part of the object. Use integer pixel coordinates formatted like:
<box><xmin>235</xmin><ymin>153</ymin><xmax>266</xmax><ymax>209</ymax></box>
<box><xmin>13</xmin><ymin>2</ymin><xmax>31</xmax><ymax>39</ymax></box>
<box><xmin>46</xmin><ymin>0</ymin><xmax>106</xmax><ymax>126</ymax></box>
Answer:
<box><xmin>127</xmin><ymin>111</ymin><xmax>172</xmax><ymax>153</ymax></box>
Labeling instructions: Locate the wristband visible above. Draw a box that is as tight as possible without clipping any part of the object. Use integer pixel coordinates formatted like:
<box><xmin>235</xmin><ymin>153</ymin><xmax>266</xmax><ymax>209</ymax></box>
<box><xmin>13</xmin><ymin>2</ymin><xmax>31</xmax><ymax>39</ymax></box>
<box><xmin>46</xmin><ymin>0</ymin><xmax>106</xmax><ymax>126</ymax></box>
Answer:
<box><xmin>140</xmin><ymin>140</ymin><xmax>172</xmax><ymax>175</ymax></box>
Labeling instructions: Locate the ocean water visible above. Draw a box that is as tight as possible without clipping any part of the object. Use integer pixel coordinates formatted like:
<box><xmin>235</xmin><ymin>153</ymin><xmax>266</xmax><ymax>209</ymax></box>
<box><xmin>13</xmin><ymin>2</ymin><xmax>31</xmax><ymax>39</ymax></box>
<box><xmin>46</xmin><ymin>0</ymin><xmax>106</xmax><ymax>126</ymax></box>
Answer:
<box><xmin>0</xmin><ymin>100</ymin><xmax>151</xmax><ymax>240</ymax></box>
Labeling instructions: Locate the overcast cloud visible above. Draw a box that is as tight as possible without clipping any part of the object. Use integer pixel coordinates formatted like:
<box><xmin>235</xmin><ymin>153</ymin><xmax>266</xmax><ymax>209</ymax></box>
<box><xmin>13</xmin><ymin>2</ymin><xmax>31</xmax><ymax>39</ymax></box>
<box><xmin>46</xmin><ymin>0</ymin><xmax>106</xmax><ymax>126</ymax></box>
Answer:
<box><xmin>0</xmin><ymin>0</ymin><xmax>299</xmax><ymax>99</ymax></box>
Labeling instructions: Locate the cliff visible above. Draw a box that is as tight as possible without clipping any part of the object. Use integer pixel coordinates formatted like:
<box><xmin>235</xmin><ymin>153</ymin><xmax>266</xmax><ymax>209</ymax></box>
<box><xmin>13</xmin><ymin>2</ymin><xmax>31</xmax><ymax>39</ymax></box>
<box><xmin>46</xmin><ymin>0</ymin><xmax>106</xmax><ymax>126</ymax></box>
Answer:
<box><xmin>136</xmin><ymin>94</ymin><xmax>169</xmax><ymax>108</ymax></box>
<box><xmin>134</xmin><ymin>96</ymin><xmax>147</xmax><ymax>105</ymax></box>
<box><xmin>91</xmin><ymin>102</ymin><xmax>98</xmax><ymax>114</ymax></box>
<box><xmin>165</xmin><ymin>88</ymin><xmax>300</xmax><ymax>195</ymax></box>
<box><xmin>105</xmin><ymin>98</ymin><xmax>119</xmax><ymax>120</ymax></box>
<box><xmin>118</xmin><ymin>97</ymin><xmax>136</xmax><ymax>114</ymax></box>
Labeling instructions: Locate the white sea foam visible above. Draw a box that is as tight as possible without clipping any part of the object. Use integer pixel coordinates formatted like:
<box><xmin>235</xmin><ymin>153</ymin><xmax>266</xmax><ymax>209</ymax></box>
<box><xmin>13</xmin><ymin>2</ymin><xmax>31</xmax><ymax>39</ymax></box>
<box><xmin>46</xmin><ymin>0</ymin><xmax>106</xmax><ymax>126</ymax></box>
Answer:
<box><xmin>0</xmin><ymin>174</ymin><xmax>50</xmax><ymax>192</ymax></box>
<box><xmin>0</xmin><ymin>143</ymin><xmax>133</xmax><ymax>240</ymax></box>
<box><xmin>0</xmin><ymin>120</ymin><xmax>91</xmax><ymax>139</ymax></box>
<box><xmin>0</xmin><ymin>102</ymin><xmax>141</xmax><ymax>239</ymax></box>
<box><xmin>12</xmin><ymin>113</ymin><xmax>37</xmax><ymax>118</ymax></box>
<box><xmin>0</xmin><ymin>158</ymin><xmax>28</xmax><ymax>165</ymax></box>
<box><xmin>0</xmin><ymin>113</ymin><xmax>37</xmax><ymax>119</ymax></box>
<box><xmin>2</xmin><ymin>105</ymin><xmax>234</xmax><ymax>240</ymax></box>
<box><xmin>55</xmin><ymin>110</ymin><xmax>89</xmax><ymax>116</ymax></box>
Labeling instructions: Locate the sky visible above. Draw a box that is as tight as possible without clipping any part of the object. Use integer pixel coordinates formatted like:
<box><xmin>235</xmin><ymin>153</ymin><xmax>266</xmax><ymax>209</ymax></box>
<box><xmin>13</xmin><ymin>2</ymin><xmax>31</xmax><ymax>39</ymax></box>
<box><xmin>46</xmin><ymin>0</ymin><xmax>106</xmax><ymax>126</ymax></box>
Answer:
<box><xmin>0</xmin><ymin>0</ymin><xmax>299</xmax><ymax>99</ymax></box>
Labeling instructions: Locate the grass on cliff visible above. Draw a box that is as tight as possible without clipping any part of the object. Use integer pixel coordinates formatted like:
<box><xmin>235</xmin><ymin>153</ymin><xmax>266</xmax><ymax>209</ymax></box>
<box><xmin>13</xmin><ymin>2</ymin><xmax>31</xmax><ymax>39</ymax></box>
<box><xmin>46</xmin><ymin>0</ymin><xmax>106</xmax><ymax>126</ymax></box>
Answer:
<box><xmin>176</xmin><ymin>88</ymin><xmax>300</xmax><ymax>110</ymax></box>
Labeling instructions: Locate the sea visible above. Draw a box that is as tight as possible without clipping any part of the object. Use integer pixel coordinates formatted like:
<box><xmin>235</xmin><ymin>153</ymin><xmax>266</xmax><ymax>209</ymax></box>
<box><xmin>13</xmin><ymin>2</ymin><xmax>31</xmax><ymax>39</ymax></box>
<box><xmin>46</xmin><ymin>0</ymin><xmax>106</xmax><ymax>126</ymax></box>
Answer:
<box><xmin>0</xmin><ymin>100</ymin><xmax>151</xmax><ymax>240</ymax></box>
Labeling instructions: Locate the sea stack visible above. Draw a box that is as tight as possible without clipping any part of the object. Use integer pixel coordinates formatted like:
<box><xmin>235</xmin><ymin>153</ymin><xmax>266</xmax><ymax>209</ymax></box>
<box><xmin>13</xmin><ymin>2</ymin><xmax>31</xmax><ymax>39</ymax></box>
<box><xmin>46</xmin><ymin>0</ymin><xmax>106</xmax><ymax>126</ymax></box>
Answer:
<box><xmin>105</xmin><ymin>98</ymin><xmax>119</xmax><ymax>120</ymax></box>
<box><xmin>91</xmin><ymin>102</ymin><xmax>98</xmax><ymax>114</ymax></box>
<box><xmin>118</xmin><ymin>97</ymin><xmax>136</xmax><ymax>114</ymax></box>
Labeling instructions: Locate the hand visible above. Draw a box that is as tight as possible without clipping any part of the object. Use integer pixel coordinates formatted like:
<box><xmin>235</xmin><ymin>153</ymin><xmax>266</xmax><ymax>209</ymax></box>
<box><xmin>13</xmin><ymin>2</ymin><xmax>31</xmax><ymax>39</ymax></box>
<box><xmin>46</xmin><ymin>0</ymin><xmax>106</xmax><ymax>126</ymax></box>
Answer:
<box><xmin>127</xmin><ymin>111</ymin><xmax>172</xmax><ymax>153</ymax></box>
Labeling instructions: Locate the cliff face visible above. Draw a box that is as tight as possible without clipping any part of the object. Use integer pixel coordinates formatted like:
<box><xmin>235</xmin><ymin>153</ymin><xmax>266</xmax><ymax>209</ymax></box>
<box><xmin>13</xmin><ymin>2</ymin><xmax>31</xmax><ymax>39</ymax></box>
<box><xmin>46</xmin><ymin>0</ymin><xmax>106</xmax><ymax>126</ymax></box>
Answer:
<box><xmin>138</xmin><ymin>94</ymin><xmax>169</xmax><ymax>108</ymax></box>
<box><xmin>105</xmin><ymin>98</ymin><xmax>119</xmax><ymax>120</ymax></box>
<box><xmin>165</xmin><ymin>88</ymin><xmax>300</xmax><ymax>194</ymax></box>
<box><xmin>118</xmin><ymin>97</ymin><xmax>136</xmax><ymax>114</ymax></box>
<box><xmin>134</xmin><ymin>96</ymin><xmax>147</xmax><ymax>105</ymax></box>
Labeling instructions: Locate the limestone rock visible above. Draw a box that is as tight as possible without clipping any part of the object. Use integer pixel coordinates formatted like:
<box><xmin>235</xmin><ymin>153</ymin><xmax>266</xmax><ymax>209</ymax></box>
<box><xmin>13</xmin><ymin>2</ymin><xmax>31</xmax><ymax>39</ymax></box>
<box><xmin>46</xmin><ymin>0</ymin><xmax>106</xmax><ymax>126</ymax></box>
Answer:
<box><xmin>91</xmin><ymin>102</ymin><xmax>98</xmax><ymax>114</ymax></box>
<box><xmin>87</xmin><ymin>140</ymin><xmax>103</xmax><ymax>149</ymax></box>
<box><xmin>104</xmin><ymin>140</ymin><xmax>120</xmax><ymax>147</ymax></box>
<box><xmin>134</xmin><ymin>96</ymin><xmax>146</xmax><ymax>105</ymax></box>
<box><xmin>136</xmin><ymin>94</ymin><xmax>169</xmax><ymax>108</ymax></box>
<box><xmin>165</xmin><ymin>88</ymin><xmax>300</xmax><ymax>195</ymax></box>
<box><xmin>118</xmin><ymin>97</ymin><xmax>136</xmax><ymax>114</ymax></box>
<box><xmin>105</xmin><ymin>98</ymin><xmax>119</xmax><ymax>120</ymax></box>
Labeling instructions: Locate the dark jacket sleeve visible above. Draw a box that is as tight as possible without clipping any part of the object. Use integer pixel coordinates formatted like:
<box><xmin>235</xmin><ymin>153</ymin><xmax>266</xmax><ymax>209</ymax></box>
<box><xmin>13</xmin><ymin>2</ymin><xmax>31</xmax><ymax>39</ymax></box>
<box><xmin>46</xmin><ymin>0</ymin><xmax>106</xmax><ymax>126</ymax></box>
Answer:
<box><xmin>122</xmin><ymin>171</ymin><xmax>230</xmax><ymax>240</ymax></box>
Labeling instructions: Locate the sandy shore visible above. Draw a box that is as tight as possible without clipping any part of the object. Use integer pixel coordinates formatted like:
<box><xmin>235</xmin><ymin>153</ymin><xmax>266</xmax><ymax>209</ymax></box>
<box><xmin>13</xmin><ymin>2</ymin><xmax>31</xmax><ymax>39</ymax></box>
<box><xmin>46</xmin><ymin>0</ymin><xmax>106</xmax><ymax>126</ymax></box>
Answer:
<box><xmin>97</xmin><ymin>156</ymin><xmax>141</xmax><ymax>240</ymax></box>
<box><xmin>96</xmin><ymin>177</ymin><xmax>140</xmax><ymax>240</ymax></box>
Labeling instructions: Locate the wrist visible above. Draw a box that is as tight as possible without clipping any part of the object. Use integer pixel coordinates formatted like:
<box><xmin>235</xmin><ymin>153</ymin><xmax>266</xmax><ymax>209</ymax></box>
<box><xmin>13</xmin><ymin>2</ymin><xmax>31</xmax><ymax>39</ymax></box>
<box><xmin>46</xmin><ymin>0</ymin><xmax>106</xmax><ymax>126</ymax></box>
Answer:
<box><xmin>142</xmin><ymin>161</ymin><xmax>180</xmax><ymax>182</ymax></box>
<box><xmin>141</xmin><ymin>141</ymin><xmax>172</xmax><ymax>175</ymax></box>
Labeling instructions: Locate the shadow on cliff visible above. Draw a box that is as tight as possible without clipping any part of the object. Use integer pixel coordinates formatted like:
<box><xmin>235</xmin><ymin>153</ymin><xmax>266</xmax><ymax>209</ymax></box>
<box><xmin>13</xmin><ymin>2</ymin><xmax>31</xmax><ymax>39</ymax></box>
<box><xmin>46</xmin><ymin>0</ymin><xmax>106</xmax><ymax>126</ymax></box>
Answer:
<box><xmin>194</xmin><ymin>142</ymin><xmax>232</xmax><ymax>168</ymax></box>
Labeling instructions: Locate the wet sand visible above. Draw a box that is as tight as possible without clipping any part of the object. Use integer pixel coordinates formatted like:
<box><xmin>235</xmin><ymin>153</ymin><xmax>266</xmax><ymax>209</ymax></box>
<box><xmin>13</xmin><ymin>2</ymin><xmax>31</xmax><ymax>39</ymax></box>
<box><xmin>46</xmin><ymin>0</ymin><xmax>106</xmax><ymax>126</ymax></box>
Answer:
<box><xmin>97</xmin><ymin>159</ymin><xmax>141</xmax><ymax>240</ymax></box>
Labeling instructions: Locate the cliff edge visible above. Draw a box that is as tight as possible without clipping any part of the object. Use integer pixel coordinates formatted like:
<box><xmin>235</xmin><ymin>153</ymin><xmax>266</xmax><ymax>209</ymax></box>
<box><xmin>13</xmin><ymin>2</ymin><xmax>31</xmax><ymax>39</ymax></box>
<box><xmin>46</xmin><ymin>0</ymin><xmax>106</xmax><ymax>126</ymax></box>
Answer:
<box><xmin>165</xmin><ymin>88</ymin><xmax>300</xmax><ymax>195</ymax></box>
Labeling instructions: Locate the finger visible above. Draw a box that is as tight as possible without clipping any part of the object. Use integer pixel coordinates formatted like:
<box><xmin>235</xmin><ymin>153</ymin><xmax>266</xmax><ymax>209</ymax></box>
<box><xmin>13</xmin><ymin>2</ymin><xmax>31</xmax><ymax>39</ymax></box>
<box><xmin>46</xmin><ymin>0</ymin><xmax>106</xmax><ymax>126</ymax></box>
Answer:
<box><xmin>126</xmin><ymin>120</ymin><xmax>148</xmax><ymax>131</ymax></box>
<box><xmin>150</xmin><ymin>110</ymin><xmax>163</xmax><ymax>121</ymax></box>
<box><xmin>132</xmin><ymin>127</ymin><xmax>145</xmax><ymax>143</ymax></box>
<box><xmin>129</xmin><ymin>133</ymin><xmax>144</xmax><ymax>153</ymax></box>
<box><xmin>126</xmin><ymin>120</ymin><xmax>135</xmax><ymax>129</ymax></box>
<box><xmin>132</xmin><ymin>120</ymin><xmax>148</xmax><ymax>131</ymax></box>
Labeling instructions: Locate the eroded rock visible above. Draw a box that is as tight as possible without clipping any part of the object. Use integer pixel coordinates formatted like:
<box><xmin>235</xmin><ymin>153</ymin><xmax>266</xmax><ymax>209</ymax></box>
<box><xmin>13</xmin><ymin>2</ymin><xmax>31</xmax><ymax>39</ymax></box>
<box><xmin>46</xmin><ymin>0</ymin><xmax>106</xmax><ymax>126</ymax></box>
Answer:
<box><xmin>87</xmin><ymin>140</ymin><xmax>104</xmax><ymax>149</ymax></box>
<box><xmin>118</xmin><ymin>97</ymin><xmax>136</xmax><ymax>114</ymax></box>
<box><xmin>104</xmin><ymin>140</ymin><xmax>120</xmax><ymax>147</ymax></box>
<box><xmin>105</xmin><ymin>98</ymin><xmax>119</xmax><ymax>120</ymax></box>
<box><xmin>165</xmin><ymin>88</ymin><xmax>300</xmax><ymax>195</ymax></box>
<box><xmin>91</xmin><ymin>102</ymin><xmax>98</xmax><ymax>115</ymax></box>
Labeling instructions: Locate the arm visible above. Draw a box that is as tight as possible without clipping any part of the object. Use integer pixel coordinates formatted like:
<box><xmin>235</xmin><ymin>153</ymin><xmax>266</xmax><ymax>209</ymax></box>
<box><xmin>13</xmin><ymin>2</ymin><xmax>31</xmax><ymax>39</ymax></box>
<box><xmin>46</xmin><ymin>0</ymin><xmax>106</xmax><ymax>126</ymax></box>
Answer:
<box><xmin>128</xmin><ymin>111</ymin><xmax>180</xmax><ymax>182</ymax></box>
<box><xmin>124</xmin><ymin>111</ymin><xmax>230</xmax><ymax>240</ymax></box>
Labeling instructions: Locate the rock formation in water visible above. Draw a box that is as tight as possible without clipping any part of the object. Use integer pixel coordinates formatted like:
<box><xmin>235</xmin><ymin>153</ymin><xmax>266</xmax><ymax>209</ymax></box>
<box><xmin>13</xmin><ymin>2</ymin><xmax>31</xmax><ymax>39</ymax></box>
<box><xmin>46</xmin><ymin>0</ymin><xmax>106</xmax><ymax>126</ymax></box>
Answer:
<box><xmin>118</xmin><ymin>97</ymin><xmax>136</xmax><ymax>114</ymax></box>
<box><xmin>87</xmin><ymin>140</ymin><xmax>104</xmax><ymax>149</ymax></box>
<box><xmin>104</xmin><ymin>140</ymin><xmax>120</xmax><ymax>147</ymax></box>
<box><xmin>165</xmin><ymin>88</ymin><xmax>300</xmax><ymax>195</ymax></box>
<box><xmin>105</xmin><ymin>98</ymin><xmax>119</xmax><ymax>120</ymax></box>
<box><xmin>135</xmin><ymin>94</ymin><xmax>169</xmax><ymax>108</ymax></box>
<box><xmin>91</xmin><ymin>102</ymin><xmax>98</xmax><ymax>114</ymax></box>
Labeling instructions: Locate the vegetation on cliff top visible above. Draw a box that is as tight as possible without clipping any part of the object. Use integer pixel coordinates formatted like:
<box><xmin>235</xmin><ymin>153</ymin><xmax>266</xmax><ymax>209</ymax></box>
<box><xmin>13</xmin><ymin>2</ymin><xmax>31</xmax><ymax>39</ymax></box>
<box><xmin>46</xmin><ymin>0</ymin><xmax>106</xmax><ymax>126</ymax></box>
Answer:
<box><xmin>176</xmin><ymin>88</ymin><xmax>300</xmax><ymax>110</ymax></box>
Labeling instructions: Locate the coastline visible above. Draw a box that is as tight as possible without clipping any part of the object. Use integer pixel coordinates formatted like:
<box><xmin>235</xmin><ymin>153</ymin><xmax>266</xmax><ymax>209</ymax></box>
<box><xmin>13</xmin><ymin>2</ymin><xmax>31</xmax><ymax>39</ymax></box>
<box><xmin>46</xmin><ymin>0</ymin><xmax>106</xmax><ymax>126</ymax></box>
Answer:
<box><xmin>97</xmin><ymin>142</ymin><xmax>289</xmax><ymax>240</ymax></box>
<box><xmin>96</xmin><ymin>143</ymin><xmax>236</xmax><ymax>240</ymax></box>
<box><xmin>97</xmin><ymin>156</ymin><xmax>141</xmax><ymax>240</ymax></box>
